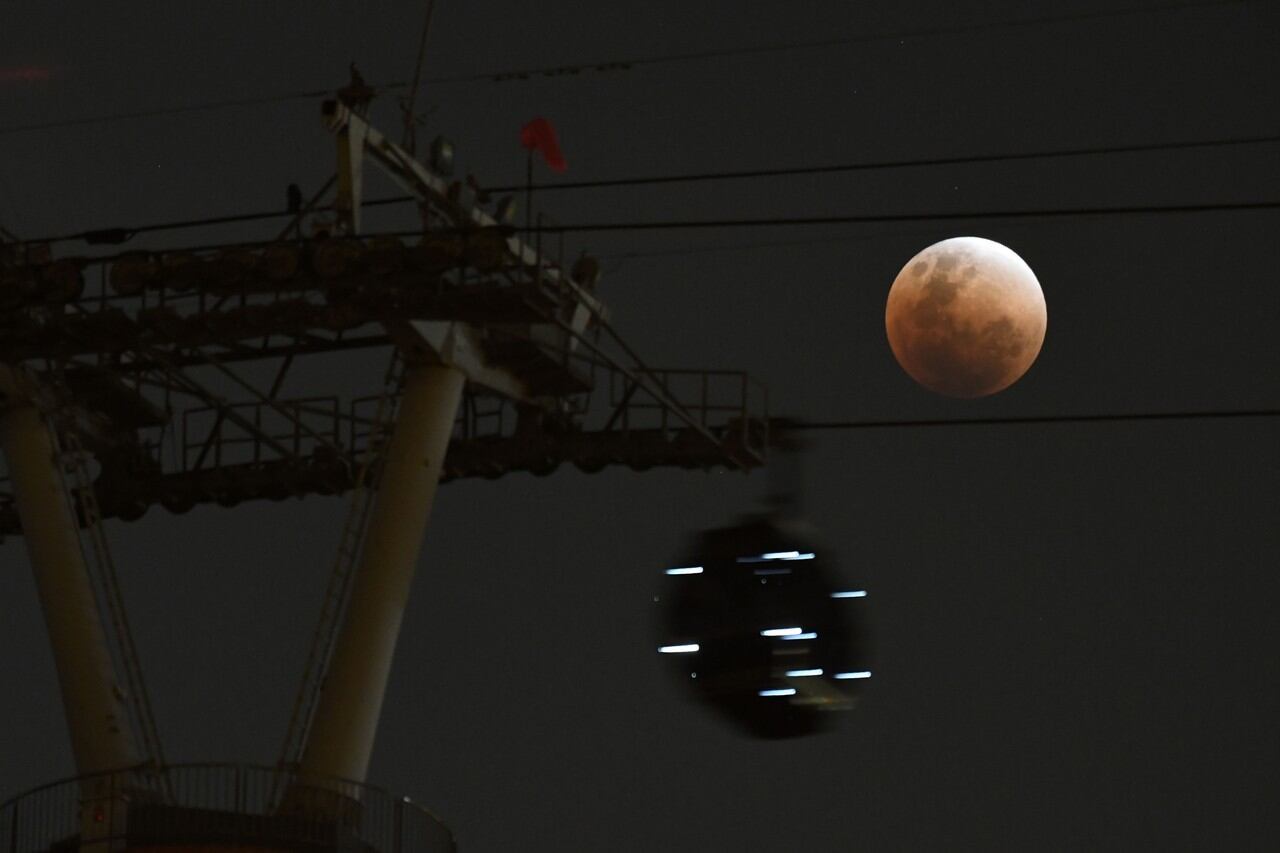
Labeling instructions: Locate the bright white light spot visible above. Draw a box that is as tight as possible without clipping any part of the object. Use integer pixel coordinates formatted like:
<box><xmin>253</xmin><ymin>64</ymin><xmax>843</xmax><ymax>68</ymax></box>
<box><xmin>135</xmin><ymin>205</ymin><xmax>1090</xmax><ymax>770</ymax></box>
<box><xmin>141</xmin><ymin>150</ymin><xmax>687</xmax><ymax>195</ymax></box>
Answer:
<box><xmin>758</xmin><ymin>688</ymin><xmax>797</xmax><ymax>697</ymax></box>
<box><xmin>737</xmin><ymin>551</ymin><xmax>817</xmax><ymax>563</ymax></box>
<box><xmin>834</xmin><ymin>671</ymin><xmax>872</xmax><ymax>680</ymax></box>
<box><xmin>781</xmin><ymin>632</ymin><xmax>818</xmax><ymax>641</ymax></box>
<box><xmin>831</xmin><ymin>590</ymin><xmax>867</xmax><ymax>599</ymax></box>
<box><xmin>665</xmin><ymin>566</ymin><xmax>703</xmax><ymax>575</ymax></box>
<box><xmin>760</xmin><ymin>627</ymin><xmax>803</xmax><ymax>637</ymax></box>
<box><xmin>658</xmin><ymin>644</ymin><xmax>700</xmax><ymax>654</ymax></box>
<box><xmin>785</xmin><ymin>668</ymin><xmax>823</xmax><ymax>677</ymax></box>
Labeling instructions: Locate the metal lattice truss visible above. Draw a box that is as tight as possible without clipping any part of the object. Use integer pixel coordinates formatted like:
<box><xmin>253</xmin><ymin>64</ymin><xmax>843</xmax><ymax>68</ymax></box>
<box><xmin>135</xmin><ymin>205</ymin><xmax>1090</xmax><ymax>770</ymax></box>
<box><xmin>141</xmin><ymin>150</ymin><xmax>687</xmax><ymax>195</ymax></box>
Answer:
<box><xmin>0</xmin><ymin>97</ymin><xmax>770</xmax><ymax>535</ymax></box>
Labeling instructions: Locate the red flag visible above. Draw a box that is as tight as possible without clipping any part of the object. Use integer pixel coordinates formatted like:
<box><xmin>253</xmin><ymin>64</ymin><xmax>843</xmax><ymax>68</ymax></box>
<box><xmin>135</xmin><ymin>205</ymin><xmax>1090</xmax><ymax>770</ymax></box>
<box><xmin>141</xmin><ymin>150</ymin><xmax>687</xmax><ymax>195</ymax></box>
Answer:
<box><xmin>520</xmin><ymin>117</ymin><xmax>567</xmax><ymax>173</ymax></box>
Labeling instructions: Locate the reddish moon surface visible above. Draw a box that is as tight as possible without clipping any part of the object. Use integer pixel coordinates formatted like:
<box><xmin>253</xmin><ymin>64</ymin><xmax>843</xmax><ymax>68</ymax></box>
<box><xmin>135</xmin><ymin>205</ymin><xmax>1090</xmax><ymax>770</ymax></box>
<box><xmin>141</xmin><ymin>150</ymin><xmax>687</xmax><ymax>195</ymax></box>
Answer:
<box><xmin>885</xmin><ymin>237</ymin><xmax>1047</xmax><ymax>398</ymax></box>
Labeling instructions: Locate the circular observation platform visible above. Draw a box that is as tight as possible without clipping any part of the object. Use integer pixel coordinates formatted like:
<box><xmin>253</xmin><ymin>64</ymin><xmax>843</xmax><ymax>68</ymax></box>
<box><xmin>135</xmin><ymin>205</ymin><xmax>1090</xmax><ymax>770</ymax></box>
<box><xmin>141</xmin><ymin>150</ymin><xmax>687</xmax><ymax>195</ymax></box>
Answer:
<box><xmin>0</xmin><ymin>764</ymin><xmax>455</xmax><ymax>853</ymax></box>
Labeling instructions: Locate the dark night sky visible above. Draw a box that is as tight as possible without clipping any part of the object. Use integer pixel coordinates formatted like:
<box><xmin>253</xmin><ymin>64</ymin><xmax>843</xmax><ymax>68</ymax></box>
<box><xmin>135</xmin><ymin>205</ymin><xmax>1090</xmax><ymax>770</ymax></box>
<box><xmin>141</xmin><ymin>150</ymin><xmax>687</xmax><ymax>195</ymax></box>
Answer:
<box><xmin>3</xmin><ymin>1</ymin><xmax>1280</xmax><ymax>850</ymax></box>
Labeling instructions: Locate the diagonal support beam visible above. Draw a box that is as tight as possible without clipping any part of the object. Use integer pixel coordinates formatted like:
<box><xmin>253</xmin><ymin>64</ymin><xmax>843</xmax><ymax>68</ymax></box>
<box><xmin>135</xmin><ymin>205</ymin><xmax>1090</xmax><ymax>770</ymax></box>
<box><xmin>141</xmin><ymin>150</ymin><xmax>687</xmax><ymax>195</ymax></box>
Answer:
<box><xmin>0</xmin><ymin>366</ymin><xmax>141</xmax><ymax>783</ymax></box>
<box><xmin>295</xmin><ymin>363</ymin><xmax>464</xmax><ymax>789</ymax></box>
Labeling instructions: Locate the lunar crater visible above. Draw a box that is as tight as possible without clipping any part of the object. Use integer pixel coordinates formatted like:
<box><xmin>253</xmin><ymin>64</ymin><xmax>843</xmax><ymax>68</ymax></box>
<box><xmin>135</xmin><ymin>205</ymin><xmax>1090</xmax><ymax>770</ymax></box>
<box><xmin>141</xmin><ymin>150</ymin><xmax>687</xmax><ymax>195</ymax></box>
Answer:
<box><xmin>885</xmin><ymin>237</ymin><xmax>1046</xmax><ymax>398</ymax></box>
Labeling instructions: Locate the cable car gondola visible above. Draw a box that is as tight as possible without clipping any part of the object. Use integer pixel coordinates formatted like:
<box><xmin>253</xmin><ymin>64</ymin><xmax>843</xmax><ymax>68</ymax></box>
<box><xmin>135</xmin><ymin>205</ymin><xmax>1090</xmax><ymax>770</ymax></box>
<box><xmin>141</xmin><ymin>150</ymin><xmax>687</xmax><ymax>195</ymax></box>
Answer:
<box><xmin>654</xmin><ymin>512</ymin><xmax>872</xmax><ymax>739</ymax></box>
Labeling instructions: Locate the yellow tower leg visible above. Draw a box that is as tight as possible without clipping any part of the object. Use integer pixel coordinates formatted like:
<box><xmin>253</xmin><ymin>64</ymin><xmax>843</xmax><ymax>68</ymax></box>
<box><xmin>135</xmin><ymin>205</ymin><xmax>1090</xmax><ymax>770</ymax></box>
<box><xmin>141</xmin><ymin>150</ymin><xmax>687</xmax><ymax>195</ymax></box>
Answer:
<box><xmin>299</xmin><ymin>363</ymin><xmax>465</xmax><ymax>787</ymax></box>
<box><xmin>0</xmin><ymin>380</ymin><xmax>140</xmax><ymax>780</ymax></box>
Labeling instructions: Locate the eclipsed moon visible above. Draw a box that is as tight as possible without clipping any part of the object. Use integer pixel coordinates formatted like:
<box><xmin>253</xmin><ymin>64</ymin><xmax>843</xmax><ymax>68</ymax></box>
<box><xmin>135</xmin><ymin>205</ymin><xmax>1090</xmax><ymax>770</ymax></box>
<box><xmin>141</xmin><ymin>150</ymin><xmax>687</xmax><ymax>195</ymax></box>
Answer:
<box><xmin>885</xmin><ymin>237</ymin><xmax>1047</xmax><ymax>398</ymax></box>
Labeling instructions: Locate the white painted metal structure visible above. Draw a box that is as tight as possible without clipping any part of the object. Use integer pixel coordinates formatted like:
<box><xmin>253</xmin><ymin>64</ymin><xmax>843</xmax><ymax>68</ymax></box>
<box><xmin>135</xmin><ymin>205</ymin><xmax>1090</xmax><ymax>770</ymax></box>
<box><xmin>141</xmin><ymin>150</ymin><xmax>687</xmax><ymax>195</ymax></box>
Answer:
<box><xmin>0</xmin><ymin>80</ymin><xmax>765</xmax><ymax>853</ymax></box>
<box><xmin>297</xmin><ymin>363</ymin><xmax>464</xmax><ymax>786</ymax></box>
<box><xmin>293</xmin><ymin>102</ymin><xmax>608</xmax><ymax>789</ymax></box>
<box><xmin>0</xmin><ymin>93</ymin><xmax>619</xmax><ymax>832</ymax></box>
<box><xmin>0</xmin><ymin>367</ymin><xmax>140</xmax><ymax>780</ymax></box>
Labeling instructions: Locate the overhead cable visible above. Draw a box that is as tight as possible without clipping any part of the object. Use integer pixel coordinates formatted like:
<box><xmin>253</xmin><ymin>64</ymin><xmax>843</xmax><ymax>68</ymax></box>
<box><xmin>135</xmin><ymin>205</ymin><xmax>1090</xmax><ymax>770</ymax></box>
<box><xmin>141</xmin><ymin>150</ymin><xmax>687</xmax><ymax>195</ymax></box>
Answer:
<box><xmin>41</xmin><ymin>198</ymin><xmax>1280</xmax><ymax>262</ymax></box>
<box><xmin>0</xmin><ymin>90</ymin><xmax>334</xmax><ymax>137</ymax></box>
<box><xmin>0</xmin><ymin>0</ymin><xmax>1257</xmax><ymax>136</ymax></box>
<box><xmin>422</xmin><ymin>0</ymin><xmax>1255</xmax><ymax>85</ymax></box>
<box><xmin>476</xmin><ymin>133</ymin><xmax>1280</xmax><ymax>196</ymax></box>
<box><xmin>790</xmin><ymin>408</ymin><xmax>1280</xmax><ymax>430</ymax></box>
<box><xmin>28</xmin><ymin>131</ymin><xmax>1278</xmax><ymax>246</ymax></box>
<box><xmin>413</xmin><ymin>201</ymin><xmax>1280</xmax><ymax>235</ymax></box>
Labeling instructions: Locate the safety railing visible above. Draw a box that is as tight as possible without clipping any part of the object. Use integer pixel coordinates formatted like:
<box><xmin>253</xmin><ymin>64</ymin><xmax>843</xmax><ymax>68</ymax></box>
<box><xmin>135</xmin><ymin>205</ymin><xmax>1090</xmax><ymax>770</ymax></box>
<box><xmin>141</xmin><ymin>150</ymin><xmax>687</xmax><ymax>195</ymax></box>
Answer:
<box><xmin>608</xmin><ymin>367</ymin><xmax>769</xmax><ymax>435</ymax></box>
<box><xmin>0</xmin><ymin>763</ymin><xmax>455</xmax><ymax>853</ymax></box>
<box><xmin>182</xmin><ymin>397</ymin><xmax>343</xmax><ymax>470</ymax></box>
<box><xmin>347</xmin><ymin>388</ymin><xmax>505</xmax><ymax>458</ymax></box>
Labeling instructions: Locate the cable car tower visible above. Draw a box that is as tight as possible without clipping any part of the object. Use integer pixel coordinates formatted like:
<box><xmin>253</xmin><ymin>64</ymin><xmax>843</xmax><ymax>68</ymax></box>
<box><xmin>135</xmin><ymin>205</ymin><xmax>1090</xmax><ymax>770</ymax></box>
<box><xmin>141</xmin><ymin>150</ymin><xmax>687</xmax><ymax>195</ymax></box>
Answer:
<box><xmin>0</xmin><ymin>82</ymin><xmax>771</xmax><ymax>853</ymax></box>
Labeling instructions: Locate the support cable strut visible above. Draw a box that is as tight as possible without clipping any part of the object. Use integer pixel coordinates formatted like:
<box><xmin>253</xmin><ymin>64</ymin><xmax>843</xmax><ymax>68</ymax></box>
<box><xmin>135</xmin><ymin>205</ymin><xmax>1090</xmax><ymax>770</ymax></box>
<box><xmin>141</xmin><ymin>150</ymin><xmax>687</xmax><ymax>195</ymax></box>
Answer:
<box><xmin>400</xmin><ymin>0</ymin><xmax>437</xmax><ymax>154</ymax></box>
